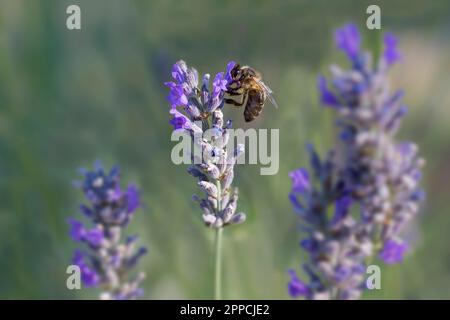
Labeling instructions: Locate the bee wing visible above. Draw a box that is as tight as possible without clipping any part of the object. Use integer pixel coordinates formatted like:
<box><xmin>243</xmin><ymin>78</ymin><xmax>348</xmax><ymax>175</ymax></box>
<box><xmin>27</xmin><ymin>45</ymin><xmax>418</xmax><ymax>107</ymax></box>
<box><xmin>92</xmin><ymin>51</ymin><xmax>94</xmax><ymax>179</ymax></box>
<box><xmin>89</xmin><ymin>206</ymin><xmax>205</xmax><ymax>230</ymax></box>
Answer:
<box><xmin>258</xmin><ymin>80</ymin><xmax>279</xmax><ymax>108</ymax></box>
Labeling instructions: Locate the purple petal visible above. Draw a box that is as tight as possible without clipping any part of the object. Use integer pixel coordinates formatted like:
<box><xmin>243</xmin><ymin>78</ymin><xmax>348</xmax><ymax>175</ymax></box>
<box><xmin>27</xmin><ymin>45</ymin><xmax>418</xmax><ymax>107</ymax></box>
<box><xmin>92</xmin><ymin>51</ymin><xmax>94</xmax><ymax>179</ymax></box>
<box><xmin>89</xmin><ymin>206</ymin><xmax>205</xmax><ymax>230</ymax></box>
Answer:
<box><xmin>289</xmin><ymin>192</ymin><xmax>303</xmax><ymax>212</ymax></box>
<box><xmin>383</xmin><ymin>33</ymin><xmax>401</xmax><ymax>65</ymax></box>
<box><xmin>169</xmin><ymin>115</ymin><xmax>187</xmax><ymax>130</ymax></box>
<box><xmin>300</xmin><ymin>238</ymin><xmax>317</xmax><ymax>253</ymax></box>
<box><xmin>72</xmin><ymin>249</ymin><xmax>84</xmax><ymax>265</ymax></box>
<box><xmin>72</xmin><ymin>250</ymin><xmax>100</xmax><ymax>287</ymax></box>
<box><xmin>318</xmin><ymin>76</ymin><xmax>339</xmax><ymax>107</ymax></box>
<box><xmin>68</xmin><ymin>218</ymin><xmax>85</xmax><ymax>242</ymax></box>
<box><xmin>84</xmin><ymin>227</ymin><xmax>104</xmax><ymax>247</ymax></box>
<box><xmin>379</xmin><ymin>239</ymin><xmax>408</xmax><ymax>264</ymax></box>
<box><xmin>165</xmin><ymin>82</ymin><xmax>188</xmax><ymax>107</ymax></box>
<box><xmin>332</xmin><ymin>196</ymin><xmax>352</xmax><ymax>225</ymax></box>
<box><xmin>288</xmin><ymin>269</ymin><xmax>309</xmax><ymax>298</ymax></box>
<box><xmin>79</xmin><ymin>204</ymin><xmax>93</xmax><ymax>218</ymax></box>
<box><xmin>289</xmin><ymin>168</ymin><xmax>310</xmax><ymax>193</ymax></box>
<box><xmin>334</xmin><ymin>265</ymin><xmax>350</xmax><ymax>283</ymax></box>
<box><xmin>81</xmin><ymin>268</ymin><xmax>100</xmax><ymax>287</ymax></box>
<box><xmin>107</xmin><ymin>185</ymin><xmax>123</xmax><ymax>202</ymax></box>
<box><xmin>335</xmin><ymin>23</ymin><xmax>361</xmax><ymax>60</ymax></box>
<box><xmin>226</xmin><ymin>61</ymin><xmax>236</xmax><ymax>74</ymax></box>
<box><xmin>225</xmin><ymin>61</ymin><xmax>237</xmax><ymax>83</ymax></box>
<box><xmin>171</xmin><ymin>61</ymin><xmax>188</xmax><ymax>83</ymax></box>
<box><xmin>169</xmin><ymin>108</ymin><xmax>201</xmax><ymax>133</ymax></box>
<box><xmin>212</xmin><ymin>72</ymin><xmax>228</xmax><ymax>92</ymax></box>
<box><xmin>126</xmin><ymin>184</ymin><xmax>140</xmax><ymax>213</ymax></box>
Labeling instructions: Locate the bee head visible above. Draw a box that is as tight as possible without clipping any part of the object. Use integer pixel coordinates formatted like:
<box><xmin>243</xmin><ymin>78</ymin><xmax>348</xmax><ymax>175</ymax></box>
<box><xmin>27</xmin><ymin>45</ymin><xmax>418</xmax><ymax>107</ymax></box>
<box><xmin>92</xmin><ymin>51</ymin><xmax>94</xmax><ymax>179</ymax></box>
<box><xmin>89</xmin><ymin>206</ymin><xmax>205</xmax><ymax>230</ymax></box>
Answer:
<box><xmin>230</xmin><ymin>64</ymin><xmax>242</xmax><ymax>80</ymax></box>
<box><xmin>239</xmin><ymin>66</ymin><xmax>259</xmax><ymax>81</ymax></box>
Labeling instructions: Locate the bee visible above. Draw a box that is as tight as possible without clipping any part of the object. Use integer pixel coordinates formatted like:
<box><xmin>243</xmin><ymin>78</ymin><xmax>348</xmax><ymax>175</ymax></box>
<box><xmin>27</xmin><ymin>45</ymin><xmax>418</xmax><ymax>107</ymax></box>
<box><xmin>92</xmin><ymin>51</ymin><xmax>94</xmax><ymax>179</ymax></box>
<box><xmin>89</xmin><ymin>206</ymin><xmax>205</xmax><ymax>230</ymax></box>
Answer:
<box><xmin>225</xmin><ymin>63</ymin><xmax>278</xmax><ymax>122</ymax></box>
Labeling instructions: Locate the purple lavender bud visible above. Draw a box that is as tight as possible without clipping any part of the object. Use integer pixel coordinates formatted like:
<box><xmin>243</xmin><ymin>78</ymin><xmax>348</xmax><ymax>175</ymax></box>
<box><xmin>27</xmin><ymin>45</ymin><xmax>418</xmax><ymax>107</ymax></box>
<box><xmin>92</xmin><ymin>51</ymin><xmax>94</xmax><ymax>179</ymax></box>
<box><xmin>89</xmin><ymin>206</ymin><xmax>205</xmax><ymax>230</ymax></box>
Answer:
<box><xmin>107</xmin><ymin>185</ymin><xmax>122</xmax><ymax>202</ymax></box>
<box><xmin>72</xmin><ymin>250</ymin><xmax>100</xmax><ymax>287</ymax></box>
<box><xmin>169</xmin><ymin>115</ymin><xmax>187</xmax><ymax>130</ymax></box>
<box><xmin>300</xmin><ymin>238</ymin><xmax>317</xmax><ymax>253</ymax></box>
<box><xmin>383</xmin><ymin>33</ymin><xmax>401</xmax><ymax>65</ymax></box>
<box><xmin>306</xmin><ymin>144</ymin><xmax>322</xmax><ymax>177</ymax></box>
<box><xmin>208</xmin><ymin>72</ymin><xmax>227</xmax><ymax>112</ymax></box>
<box><xmin>171</xmin><ymin>60</ymin><xmax>188</xmax><ymax>83</ymax></box>
<box><xmin>289</xmin><ymin>168</ymin><xmax>310</xmax><ymax>193</ymax></box>
<box><xmin>229</xmin><ymin>212</ymin><xmax>246</xmax><ymax>225</ymax></box>
<box><xmin>169</xmin><ymin>108</ymin><xmax>202</xmax><ymax>134</ymax></box>
<box><xmin>331</xmin><ymin>196</ymin><xmax>352</xmax><ymax>225</ymax></box>
<box><xmin>126</xmin><ymin>246</ymin><xmax>148</xmax><ymax>269</ymax></box>
<box><xmin>79</xmin><ymin>204</ymin><xmax>93</xmax><ymax>218</ymax></box>
<box><xmin>334</xmin><ymin>23</ymin><xmax>361</xmax><ymax>61</ymax></box>
<box><xmin>225</xmin><ymin>61</ymin><xmax>237</xmax><ymax>84</ymax></box>
<box><xmin>68</xmin><ymin>218</ymin><xmax>85</xmax><ymax>242</ymax></box>
<box><xmin>333</xmin><ymin>265</ymin><xmax>351</xmax><ymax>283</ymax></box>
<box><xmin>221</xmin><ymin>168</ymin><xmax>234</xmax><ymax>190</ymax></box>
<box><xmin>198</xmin><ymin>181</ymin><xmax>218</xmax><ymax>198</ymax></box>
<box><xmin>318</xmin><ymin>76</ymin><xmax>339</xmax><ymax>107</ymax></box>
<box><xmin>213</xmin><ymin>72</ymin><xmax>228</xmax><ymax>93</ymax></box>
<box><xmin>164</xmin><ymin>82</ymin><xmax>188</xmax><ymax>107</ymax></box>
<box><xmin>83</xmin><ymin>227</ymin><xmax>104</xmax><ymax>247</ymax></box>
<box><xmin>288</xmin><ymin>269</ymin><xmax>309</xmax><ymax>298</ymax></box>
<box><xmin>187</xmin><ymin>166</ymin><xmax>208</xmax><ymax>181</ymax></box>
<box><xmin>126</xmin><ymin>185</ymin><xmax>140</xmax><ymax>213</ymax></box>
<box><xmin>379</xmin><ymin>239</ymin><xmax>408</xmax><ymax>264</ymax></box>
<box><xmin>170</xmin><ymin>60</ymin><xmax>198</xmax><ymax>94</ymax></box>
<box><xmin>288</xmin><ymin>192</ymin><xmax>304</xmax><ymax>213</ymax></box>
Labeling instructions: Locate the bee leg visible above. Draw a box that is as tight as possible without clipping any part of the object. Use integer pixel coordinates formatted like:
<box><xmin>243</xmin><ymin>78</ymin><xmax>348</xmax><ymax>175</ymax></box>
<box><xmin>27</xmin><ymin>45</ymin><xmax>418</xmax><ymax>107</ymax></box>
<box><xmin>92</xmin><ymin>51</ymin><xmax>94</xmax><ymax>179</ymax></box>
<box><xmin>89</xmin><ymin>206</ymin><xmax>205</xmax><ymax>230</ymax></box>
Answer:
<box><xmin>226</xmin><ymin>91</ymin><xmax>241</xmax><ymax>96</ymax></box>
<box><xmin>224</xmin><ymin>98</ymin><xmax>244</xmax><ymax>107</ymax></box>
<box><xmin>225</xmin><ymin>89</ymin><xmax>245</xmax><ymax>96</ymax></box>
<box><xmin>224</xmin><ymin>92</ymin><xmax>248</xmax><ymax>107</ymax></box>
<box><xmin>225</xmin><ymin>91</ymin><xmax>248</xmax><ymax>107</ymax></box>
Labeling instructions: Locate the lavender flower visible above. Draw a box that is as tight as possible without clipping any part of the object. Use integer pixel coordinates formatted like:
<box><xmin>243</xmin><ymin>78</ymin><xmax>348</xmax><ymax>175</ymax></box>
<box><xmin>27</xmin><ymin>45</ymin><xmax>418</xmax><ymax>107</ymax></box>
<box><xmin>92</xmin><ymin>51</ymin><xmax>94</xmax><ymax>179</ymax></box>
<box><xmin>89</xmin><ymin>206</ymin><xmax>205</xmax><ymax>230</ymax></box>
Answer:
<box><xmin>166</xmin><ymin>60</ymin><xmax>247</xmax><ymax>300</ymax></box>
<box><xmin>68</xmin><ymin>161</ymin><xmax>147</xmax><ymax>300</ymax></box>
<box><xmin>165</xmin><ymin>60</ymin><xmax>246</xmax><ymax>228</ymax></box>
<box><xmin>324</xmin><ymin>24</ymin><xmax>425</xmax><ymax>261</ymax></box>
<box><xmin>289</xmin><ymin>24</ymin><xmax>424</xmax><ymax>300</ymax></box>
<box><xmin>288</xmin><ymin>147</ymin><xmax>367</xmax><ymax>300</ymax></box>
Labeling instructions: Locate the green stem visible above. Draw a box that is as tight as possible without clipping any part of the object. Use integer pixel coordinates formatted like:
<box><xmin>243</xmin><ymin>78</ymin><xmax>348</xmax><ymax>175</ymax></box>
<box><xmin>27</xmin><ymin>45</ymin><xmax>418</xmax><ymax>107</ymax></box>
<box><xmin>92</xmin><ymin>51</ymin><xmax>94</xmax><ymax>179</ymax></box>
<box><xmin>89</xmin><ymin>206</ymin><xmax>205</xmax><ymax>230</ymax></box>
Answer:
<box><xmin>214</xmin><ymin>227</ymin><xmax>223</xmax><ymax>300</ymax></box>
<box><xmin>214</xmin><ymin>180</ymin><xmax>223</xmax><ymax>300</ymax></box>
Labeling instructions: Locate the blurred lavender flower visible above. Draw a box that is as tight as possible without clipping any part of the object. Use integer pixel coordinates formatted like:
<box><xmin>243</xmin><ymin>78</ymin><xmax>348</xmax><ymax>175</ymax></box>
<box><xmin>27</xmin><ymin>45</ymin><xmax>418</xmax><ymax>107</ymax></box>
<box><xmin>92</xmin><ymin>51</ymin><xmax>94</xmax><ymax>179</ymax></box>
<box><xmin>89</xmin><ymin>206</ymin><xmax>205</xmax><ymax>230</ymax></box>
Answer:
<box><xmin>288</xmin><ymin>147</ymin><xmax>367</xmax><ymax>300</ymax></box>
<box><xmin>68</xmin><ymin>161</ymin><xmax>147</xmax><ymax>300</ymax></box>
<box><xmin>289</xmin><ymin>24</ymin><xmax>424</xmax><ymax>299</ymax></box>
<box><xmin>326</xmin><ymin>24</ymin><xmax>425</xmax><ymax>262</ymax></box>
<box><xmin>165</xmin><ymin>60</ymin><xmax>246</xmax><ymax>228</ymax></box>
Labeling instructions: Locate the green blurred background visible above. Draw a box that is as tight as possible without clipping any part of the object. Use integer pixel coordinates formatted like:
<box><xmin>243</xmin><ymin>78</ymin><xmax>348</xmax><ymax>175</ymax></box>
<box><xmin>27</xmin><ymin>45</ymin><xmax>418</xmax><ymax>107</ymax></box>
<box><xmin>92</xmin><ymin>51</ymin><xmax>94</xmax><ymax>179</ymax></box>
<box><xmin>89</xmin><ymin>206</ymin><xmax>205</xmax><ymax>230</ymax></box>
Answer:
<box><xmin>0</xmin><ymin>0</ymin><xmax>449</xmax><ymax>299</ymax></box>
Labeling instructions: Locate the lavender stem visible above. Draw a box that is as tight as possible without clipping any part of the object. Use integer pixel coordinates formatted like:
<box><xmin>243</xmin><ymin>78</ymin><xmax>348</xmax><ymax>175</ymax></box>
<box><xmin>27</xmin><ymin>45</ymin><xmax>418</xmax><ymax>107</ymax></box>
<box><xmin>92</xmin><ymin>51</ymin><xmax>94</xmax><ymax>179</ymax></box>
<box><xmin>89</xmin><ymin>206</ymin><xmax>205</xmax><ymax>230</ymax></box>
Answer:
<box><xmin>214</xmin><ymin>180</ymin><xmax>223</xmax><ymax>300</ymax></box>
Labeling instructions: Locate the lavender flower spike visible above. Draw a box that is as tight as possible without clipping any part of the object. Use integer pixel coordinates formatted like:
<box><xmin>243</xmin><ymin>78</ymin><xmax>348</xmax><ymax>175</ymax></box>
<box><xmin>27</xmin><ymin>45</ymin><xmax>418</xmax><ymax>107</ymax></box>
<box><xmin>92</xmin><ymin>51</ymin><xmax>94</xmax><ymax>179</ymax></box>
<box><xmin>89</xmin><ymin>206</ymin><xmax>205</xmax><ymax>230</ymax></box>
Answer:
<box><xmin>289</xmin><ymin>24</ymin><xmax>424</xmax><ymax>300</ymax></box>
<box><xmin>288</xmin><ymin>148</ymin><xmax>367</xmax><ymax>300</ymax></box>
<box><xmin>322</xmin><ymin>24</ymin><xmax>424</xmax><ymax>263</ymax></box>
<box><xmin>68</xmin><ymin>162</ymin><xmax>147</xmax><ymax>300</ymax></box>
<box><xmin>166</xmin><ymin>60</ymin><xmax>246</xmax><ymax>299</ymax></box>
<box><xmin>166</xmin><ymin>60</ymin><xmax>246</xmax><ymax>229</ymax></box>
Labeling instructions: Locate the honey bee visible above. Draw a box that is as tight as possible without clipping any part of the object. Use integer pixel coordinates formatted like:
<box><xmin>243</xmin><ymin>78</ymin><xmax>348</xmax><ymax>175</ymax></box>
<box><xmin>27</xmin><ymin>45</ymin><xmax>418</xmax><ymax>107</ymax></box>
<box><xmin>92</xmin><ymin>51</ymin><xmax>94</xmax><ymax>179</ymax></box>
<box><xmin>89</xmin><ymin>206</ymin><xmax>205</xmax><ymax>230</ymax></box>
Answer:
<box><xmin>225</xmin><ymin>63</ymin><xmax>278</xmax><ymax>122</ymax></box>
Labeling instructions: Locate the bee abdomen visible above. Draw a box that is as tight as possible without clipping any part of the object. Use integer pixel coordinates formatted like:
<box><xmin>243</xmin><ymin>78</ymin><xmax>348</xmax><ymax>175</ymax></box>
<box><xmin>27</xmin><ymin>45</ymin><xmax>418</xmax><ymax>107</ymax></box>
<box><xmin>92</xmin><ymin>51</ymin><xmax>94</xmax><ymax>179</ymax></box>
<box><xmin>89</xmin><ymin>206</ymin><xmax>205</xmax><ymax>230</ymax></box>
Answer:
<box><xmin>244</xmin><ymin>104</ymin><xmax>263</xmax><ymax>122</ymax></box>
<box><xmin>244</xmin><ymin>89</ymin><xmax>265</xmax><ymax>122</ymax></box>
